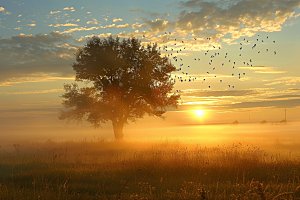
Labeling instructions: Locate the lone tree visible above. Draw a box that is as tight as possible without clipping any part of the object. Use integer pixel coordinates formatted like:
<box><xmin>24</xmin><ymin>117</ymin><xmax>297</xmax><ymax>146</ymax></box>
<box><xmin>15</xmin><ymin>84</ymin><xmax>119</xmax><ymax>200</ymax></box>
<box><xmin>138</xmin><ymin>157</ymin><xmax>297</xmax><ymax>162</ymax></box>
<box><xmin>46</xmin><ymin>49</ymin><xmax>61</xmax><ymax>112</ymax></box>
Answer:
<box><xmin>59</xmin><ymin>36</ymin><xmax>180</xmax><ymax>140</ymax></box>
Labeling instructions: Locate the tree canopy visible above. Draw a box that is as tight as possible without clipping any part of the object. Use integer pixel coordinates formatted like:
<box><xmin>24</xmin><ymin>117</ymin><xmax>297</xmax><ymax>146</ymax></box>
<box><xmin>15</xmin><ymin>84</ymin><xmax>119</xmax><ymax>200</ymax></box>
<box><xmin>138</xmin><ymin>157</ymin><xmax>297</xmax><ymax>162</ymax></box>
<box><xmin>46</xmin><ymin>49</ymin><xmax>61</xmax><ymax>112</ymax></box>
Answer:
<box><xmin>59</xmin><ymin>36</ymin><xmax>180</xmax><ymax>140</ymax></box>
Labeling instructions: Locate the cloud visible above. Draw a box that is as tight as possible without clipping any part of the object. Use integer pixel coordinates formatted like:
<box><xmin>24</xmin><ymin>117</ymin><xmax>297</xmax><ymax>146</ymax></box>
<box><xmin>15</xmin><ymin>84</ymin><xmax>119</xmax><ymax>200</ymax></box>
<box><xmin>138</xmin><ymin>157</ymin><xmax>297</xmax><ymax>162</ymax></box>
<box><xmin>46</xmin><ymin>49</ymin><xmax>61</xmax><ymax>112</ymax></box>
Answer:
<box><xmin>28</xmin><ymin>24</ymin><xmax>36</xmax><ymax>26</ymax></box>
<box><xmin>85</xmin><ymin>33</ymin><xmax>112</xmax><ymax>38</ymax></box>
<box><xmin>265</xmin><ymin>77</ymin><xmax>300</xmax><ymax>86</ymax></box>
<box><xmin>18</xmin><ymin>14</ymin><xmax>22</xmax><ymax>17</ymax></box>
<box><xmin>53</xmin><ymin>23</ymin><xmax>78</xmax><ymax>27</ymax></box>
<box><xmin>176</xmin><ymin>87</ymin><xmax>300</xmax><ymax>112</ymax></box>
<box><xmin>238</xmin><ymin>66</ymin><xmax>287</xmax><ymax>74</ymax></box>
<box><xmin>60</xmin><ymin>26</ymin><xmax>99</xmax><ymax>34</ymax></box>
<box><xmin>226</xmin><ymin>99</ymin><xmax>300</xmax><ymax>109</ymax></box>
<box><xmin>113</xmin><ymin>18</ymin><xmax>123</xmax><ymax>22</ymax></box>
<box><xmin>100</xmin><ymin>24</ymin><xmax>116</xmax><ymax>28</ymax></box>
<box><xmin>181</xmin><ymin>89</ymin><xmax>259</xmax><ymax>98</ymax></box>
<box><xmin>14</xmin><ymin>27</ymin><xmax>21</xmax><ymax>30</ymax></box>
<box><xmin>293</xmin><ymin>13</ymin><xmax>300</xmax><ymax>18</ymax></box>
<box><xmin>267</xmin><ymin>94</ymin><xmax>300</xmax><ymax>99</ymax></box>
<box><xmin>116</xmin><ymin>23</ymin><xmax>129</xmax><ymax>28</ymax></box>
<box><xmin>63</xmin><ymin>7</ymin><xmax>74</xmax><ymax>10</ymax></box>
<box><xmin>0</xmin><ymin>89</ymin><xmax>64</xmax><ymax>95</ymax></box>
<box><xmin>50</xmin><ymin>11</ymin><xmax>61</xmax><ymax>14</ymax></box>
<box><xmin>144</xmin><ymin>18</ymin><xmax>170</xmax><ymax>34</ymax></box>
<box><xmin>0</xmin><ymin>32</ymin><xmax>82</xmax><ymax>86</ymax></box>
<box><xmin>0</xmin><ymin>6</ymin><xmax>10</xmax><ymax>15</ymax></box>
<box><xmin>132</xmin><ymin>22</ymin><xmax>147</xmax><ymax>29</ymax></box>
<box><xmin>87</xmin><ymin>18</ymin><xmax>98</xmax><ymax>24</ymax></box>
<box><xmin>170</xmin><ymin>0</ymin><xmax>300</xmax><ymax>43</ymax></box>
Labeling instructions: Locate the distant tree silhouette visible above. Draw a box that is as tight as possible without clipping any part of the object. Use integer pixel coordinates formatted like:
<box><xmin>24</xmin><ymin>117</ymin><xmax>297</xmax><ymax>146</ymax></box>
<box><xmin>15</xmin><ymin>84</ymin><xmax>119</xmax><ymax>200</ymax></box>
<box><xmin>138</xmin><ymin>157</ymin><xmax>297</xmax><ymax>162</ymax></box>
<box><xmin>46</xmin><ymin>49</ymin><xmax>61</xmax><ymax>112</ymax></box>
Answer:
<box><xmin>260</xmin><ymin>120</ymin><xmax>267</xmax><ymax>124</ymax></box>
<box><xmin>59</xmin><ymin>36</ymin><xmax>180</xmax><ymax>140</ymax></box>
<box><xmin>232</xmin><ymin>120</ymin><xmax>239</xmax><ymax>125</ymax></box>
<box><xmin>280</xmin><ymin>119</ymin><xmax>287</xmax><ymax>124</ymax></box>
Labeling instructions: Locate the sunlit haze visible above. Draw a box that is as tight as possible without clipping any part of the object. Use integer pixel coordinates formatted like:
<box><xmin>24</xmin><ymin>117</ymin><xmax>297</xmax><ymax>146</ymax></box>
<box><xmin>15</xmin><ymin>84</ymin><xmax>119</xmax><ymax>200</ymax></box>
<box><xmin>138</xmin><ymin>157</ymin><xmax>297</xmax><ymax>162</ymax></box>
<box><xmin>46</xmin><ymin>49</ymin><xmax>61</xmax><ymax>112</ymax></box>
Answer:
<box><xmin>0</xmin><ymin>0</ymin><xmax>300</xmax><ymax>147</ymax></box>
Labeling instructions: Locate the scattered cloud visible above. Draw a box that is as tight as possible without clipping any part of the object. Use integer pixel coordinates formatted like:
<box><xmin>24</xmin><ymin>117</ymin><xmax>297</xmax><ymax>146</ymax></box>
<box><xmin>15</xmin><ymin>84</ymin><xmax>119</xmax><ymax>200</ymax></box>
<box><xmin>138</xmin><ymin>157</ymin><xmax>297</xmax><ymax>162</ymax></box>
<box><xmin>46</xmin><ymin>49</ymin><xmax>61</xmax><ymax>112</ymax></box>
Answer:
<box><xmin>63</xmin><ymin>7</ymin><xmax>74</xmax><ymax>10</ymax></box>
<box><xmin>125</xmin><ymin>0</ymin><xmax>300</xmax><ymax>48</ymax></box>
<box><xmin>116</xmin><ymin>23</ymin><xmax>129</xmax><ymax>28</ymax></box>
<box><xmin>50</xmin><ymin>11</ymin><xmax>61</xmax><ymax>14</ymax></box>
<box><xmin>28</xmin><ymin>24</ymin><xmax>36</xmax><ymax>26</ymax></box>
<box><xmin>85</xmin><ymin>33</ymin><xmax>112</xmax><ymax>38</ymax></box>
<box><xmin>0</xmin><ymin>7</ymin><xmax>4</xmax><ymax>12</ymax></box>
<box><xmin>113</xmin><ymin>18</ymin><xmax>123</xmax><ymax>22</ymax></box>
<box><xmin>100</xmin><ymin>24</ymin><xmax>116</xmax><ymax>28</ymax></box>
<box><xmin>87</xmin><ymin>18</ymin><xmax>98</xmax><ymax>24</ymax></box>
<box><xmin>0</xmin><ymin>32</ymin><xmax>81</xmax><ymax>85</ymax></box>
<box><xmin>132</xmin><ymin>22</ymin><xmax>147</xmax><ymax>29</ymax></box>
<box><xmin>293</xmin><ymin>13</ymin><xmax>300</xmax><ymax>18</ymax></box>
<box><xmin>60</xmin><ymin>26</ymin><xmax>100</xmax><ymax>34</ymax></box>
<box><xmin>53</xmin><ymin>23</ymin><xmax>78</xmax><ymax>27</ymax></box>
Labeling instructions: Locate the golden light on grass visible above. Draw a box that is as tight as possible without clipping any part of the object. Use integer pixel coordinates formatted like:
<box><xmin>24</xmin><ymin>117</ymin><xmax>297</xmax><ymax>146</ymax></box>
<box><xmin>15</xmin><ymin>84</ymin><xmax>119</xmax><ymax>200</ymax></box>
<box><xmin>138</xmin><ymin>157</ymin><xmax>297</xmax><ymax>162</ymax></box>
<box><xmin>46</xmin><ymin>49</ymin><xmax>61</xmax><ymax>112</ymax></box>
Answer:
<box><xmin>195</xmin><ymin>110</ymin><xmax>204</xmax><ymax>117</ymax></box>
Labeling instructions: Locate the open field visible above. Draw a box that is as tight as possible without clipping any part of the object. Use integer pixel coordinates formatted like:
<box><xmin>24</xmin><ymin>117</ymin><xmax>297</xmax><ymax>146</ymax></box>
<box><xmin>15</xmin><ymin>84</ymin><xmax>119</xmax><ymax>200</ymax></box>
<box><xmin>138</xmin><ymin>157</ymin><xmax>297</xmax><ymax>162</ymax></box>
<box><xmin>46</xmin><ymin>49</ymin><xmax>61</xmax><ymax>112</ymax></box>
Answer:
<box><xmin>1</xmin><ymin>136</ymin><xmax>300</xmax><ymax>200</ymax></box>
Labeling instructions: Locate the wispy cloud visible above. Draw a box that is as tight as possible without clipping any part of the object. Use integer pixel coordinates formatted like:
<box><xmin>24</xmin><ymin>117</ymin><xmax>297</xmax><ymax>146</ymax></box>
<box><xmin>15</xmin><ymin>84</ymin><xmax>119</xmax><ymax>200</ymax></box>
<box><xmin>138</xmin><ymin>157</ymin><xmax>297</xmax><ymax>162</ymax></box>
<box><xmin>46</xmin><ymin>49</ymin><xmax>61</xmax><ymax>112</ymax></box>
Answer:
<box><xmin>239</xmin><ymin>66</ymin><xmax>287</xmax><ymax>74</ymax></box>
<box><xmin>60</xmin><ymin>26</ymin><xmax>99</xmax><ymax>34</ymax></box>
<box><xmin>50</xmin><ymin>11</ymin><xmax>61</xmax><ymax>14</ymax></box>
<box><xmin>53</xmin><ymin>23</ymin><xmax>78</xmax><ymax>27</ymax></box>
<box><xmin>265</xmin><ymin>77</ymin><xmax>300</xmax><ymax>86</ymax></box>
<box><xmin>0</xmin><ymin>89</ymin><xmax>64</xmax><ymax>95</ymax></box>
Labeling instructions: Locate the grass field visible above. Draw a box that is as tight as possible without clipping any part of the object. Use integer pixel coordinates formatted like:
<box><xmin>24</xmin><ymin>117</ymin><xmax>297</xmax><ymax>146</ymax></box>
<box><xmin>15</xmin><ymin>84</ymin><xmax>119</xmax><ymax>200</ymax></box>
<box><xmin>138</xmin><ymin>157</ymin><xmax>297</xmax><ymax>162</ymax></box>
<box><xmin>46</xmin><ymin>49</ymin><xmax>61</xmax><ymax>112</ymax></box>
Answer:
<box><xmin>1</xmin><ymin>138</ymin><xmax>300</xmax><ymax>200</ymax></box>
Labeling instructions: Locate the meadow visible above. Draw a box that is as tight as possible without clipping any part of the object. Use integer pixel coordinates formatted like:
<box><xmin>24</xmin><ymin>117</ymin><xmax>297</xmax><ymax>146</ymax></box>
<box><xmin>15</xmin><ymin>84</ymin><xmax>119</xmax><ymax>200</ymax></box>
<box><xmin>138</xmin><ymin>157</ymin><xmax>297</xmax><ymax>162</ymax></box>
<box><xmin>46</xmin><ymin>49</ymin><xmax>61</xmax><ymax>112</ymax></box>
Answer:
<box><xmin>1</xmin><ymin>136</ymin><xmax>300</xmax><ymax>200</ymax></box>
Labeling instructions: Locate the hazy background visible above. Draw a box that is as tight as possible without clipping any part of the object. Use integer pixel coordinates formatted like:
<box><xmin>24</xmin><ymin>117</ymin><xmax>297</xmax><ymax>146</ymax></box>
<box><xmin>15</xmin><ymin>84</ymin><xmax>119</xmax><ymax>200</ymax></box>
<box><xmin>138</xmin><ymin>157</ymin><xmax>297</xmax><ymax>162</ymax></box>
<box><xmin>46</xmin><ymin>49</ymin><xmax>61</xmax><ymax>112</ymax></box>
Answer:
<box><xmin>0</xmin><ymin>0</ymin><xmax>300</xmax><ymax>150</ymax></box>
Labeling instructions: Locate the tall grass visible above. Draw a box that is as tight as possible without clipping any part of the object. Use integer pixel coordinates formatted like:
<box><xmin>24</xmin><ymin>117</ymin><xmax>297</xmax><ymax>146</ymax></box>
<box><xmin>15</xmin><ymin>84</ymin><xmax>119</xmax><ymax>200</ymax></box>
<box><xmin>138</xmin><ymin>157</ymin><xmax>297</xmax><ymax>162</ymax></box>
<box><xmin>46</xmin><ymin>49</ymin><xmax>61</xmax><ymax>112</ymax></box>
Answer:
<box><xmin>0</xmin><ymin>138</ymin><xmax>300</xmax><ymax>199</ymax></box>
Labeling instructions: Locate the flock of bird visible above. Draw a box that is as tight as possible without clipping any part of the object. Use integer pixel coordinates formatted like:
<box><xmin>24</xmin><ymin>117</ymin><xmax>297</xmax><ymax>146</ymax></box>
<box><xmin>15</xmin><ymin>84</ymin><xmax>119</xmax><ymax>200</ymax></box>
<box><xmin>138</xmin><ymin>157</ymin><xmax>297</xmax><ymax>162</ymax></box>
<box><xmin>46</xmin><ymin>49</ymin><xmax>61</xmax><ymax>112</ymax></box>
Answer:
<box><xmin>142</xmin><ymin>32</ymin><xmax>277</xmax><ymax>90</ymax></box>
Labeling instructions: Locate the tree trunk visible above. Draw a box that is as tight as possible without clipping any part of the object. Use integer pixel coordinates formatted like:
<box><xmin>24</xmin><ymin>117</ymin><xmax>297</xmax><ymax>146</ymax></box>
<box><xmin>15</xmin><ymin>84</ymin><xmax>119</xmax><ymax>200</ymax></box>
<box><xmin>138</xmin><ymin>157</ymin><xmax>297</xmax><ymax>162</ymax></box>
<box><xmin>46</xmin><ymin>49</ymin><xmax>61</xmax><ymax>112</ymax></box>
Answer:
<box><xmin>112</xmin><ymin>120</ymin><xmax>124</xmax><ymax>141</ymax></box>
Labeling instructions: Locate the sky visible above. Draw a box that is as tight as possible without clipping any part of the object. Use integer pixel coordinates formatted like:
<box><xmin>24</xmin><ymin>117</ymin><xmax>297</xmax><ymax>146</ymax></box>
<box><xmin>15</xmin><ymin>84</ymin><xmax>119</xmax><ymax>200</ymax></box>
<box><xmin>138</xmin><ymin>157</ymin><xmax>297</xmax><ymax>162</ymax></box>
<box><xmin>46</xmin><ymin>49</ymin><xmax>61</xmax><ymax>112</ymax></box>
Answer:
<box><xmin>0</xmin><ymin>0</ymin><xmax>300</xmax><ymax>142</ymax></box>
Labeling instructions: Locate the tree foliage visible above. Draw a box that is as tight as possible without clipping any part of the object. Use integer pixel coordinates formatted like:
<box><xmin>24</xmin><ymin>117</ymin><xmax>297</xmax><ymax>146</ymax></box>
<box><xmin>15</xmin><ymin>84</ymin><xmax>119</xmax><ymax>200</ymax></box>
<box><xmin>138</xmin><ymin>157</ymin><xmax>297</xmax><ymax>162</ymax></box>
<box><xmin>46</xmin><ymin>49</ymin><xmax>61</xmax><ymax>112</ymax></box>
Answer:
<box><xmin>59</xmin><ymin>36</ymin><xmax>180</xmax><ymax>140</ymax></box>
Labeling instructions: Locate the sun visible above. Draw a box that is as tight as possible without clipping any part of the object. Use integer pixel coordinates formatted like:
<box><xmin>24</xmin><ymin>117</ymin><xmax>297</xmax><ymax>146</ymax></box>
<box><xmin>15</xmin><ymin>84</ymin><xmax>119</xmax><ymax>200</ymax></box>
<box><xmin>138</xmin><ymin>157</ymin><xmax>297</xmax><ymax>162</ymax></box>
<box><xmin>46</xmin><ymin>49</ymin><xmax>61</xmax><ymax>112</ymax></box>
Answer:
<box><xmin>196</xmin><ymin>110</ymin><xmax>204</xmax><ymax>117</ymax></box>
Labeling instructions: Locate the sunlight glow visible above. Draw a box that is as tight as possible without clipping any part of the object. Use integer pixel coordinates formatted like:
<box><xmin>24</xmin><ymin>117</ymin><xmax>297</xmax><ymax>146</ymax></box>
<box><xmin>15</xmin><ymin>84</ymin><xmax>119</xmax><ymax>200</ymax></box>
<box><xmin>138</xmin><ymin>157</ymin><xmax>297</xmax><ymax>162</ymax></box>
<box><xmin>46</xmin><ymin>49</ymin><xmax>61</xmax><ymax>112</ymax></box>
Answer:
<box><xmin>196</xmin><ymin>110</ymin><xmax>204</xmax><ymax>117</ymax></box>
